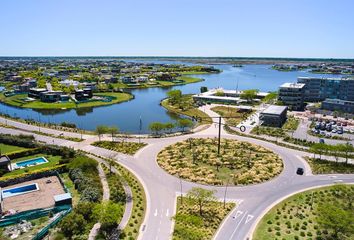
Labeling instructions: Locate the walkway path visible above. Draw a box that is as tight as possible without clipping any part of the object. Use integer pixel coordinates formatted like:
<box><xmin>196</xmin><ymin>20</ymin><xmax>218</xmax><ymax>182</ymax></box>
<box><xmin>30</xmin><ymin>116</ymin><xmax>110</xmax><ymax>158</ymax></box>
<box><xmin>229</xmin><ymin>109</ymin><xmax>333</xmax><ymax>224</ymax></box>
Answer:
<box><xmin>88</xmin><ymin>162</ymin><xmax>110</xmax><ymax>240</ymax></box>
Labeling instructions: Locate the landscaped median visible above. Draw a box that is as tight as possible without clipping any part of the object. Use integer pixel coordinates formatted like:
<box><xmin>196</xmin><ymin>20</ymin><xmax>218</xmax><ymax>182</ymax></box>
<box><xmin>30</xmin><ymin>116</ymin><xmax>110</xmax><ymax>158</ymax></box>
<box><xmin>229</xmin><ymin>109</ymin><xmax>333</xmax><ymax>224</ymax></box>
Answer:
<box><xmin>91</xmin><ymin>141</ymin><xmax>147</xmax><ymax>155</ymax></box>
<box><xmin>173</xmin><ymin>187</ymin><xmax>235</xmax><ymax>240</ymax></box>
<box><xmin>157</xmin><ymin>138</ymin><xmax>283</xmax><ymax>185</ymax></box>
<box><xmin>253</xmin><ymin>185</ymin><xmax>354</xmax><ymax>240</ymax></box>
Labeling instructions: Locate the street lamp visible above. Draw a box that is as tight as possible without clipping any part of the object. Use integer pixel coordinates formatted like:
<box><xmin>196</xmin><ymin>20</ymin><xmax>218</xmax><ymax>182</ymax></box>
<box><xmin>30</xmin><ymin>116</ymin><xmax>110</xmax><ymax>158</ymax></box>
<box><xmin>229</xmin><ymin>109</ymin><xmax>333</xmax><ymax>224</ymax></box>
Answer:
<box><xmin>223</xmin><ymin>179</ymin><xmax>229</xmax><ymax>208</ymax></box>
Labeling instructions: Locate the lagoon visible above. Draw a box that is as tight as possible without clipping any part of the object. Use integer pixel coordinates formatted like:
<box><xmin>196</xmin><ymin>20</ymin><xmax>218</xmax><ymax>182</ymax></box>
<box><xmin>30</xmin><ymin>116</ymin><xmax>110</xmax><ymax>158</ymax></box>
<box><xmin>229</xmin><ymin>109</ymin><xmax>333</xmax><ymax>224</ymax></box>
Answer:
<box><xmin>0</xmin><ymin>64</ymin><xmax>341</xmax><ymax>133</ymax></box>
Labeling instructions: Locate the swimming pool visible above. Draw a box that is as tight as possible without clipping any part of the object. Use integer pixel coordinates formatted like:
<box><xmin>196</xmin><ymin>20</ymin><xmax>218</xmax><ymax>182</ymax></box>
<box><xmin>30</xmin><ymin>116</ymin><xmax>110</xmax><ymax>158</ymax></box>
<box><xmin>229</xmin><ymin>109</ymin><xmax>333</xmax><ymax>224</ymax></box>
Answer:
<box><xmin>13</xmin><ymin>157</ymin><xmax>48</xmax><ymax>169</ymax></box>
<box><xmin>2</xmin><ymin>183</ymin><xmax>39</xmax><ymax>198</ymax></box>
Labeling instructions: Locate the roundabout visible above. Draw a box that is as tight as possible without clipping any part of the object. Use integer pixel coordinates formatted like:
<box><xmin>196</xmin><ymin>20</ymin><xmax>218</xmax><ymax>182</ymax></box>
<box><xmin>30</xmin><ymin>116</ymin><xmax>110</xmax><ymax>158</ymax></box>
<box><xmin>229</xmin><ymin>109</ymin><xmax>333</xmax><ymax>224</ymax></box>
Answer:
<box><xmin>157</xmin><ymin>138</ymin><xmax>283</xmax><ymax>186</ymax></box>
<box><xmin>0</xmin><ymin>106</ymin><xmax>353</xmax><ymax>240</ymax></box>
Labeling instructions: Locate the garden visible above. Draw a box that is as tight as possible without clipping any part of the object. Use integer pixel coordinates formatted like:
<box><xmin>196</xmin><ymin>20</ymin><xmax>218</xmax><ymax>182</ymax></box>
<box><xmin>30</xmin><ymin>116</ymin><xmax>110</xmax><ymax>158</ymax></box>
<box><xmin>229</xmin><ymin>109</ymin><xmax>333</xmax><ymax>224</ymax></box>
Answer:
<box><xmin>92</xmin><ymin>140</ymin><xmax>147</xmax><ymax>155</ymax></box>
<box><xmin>253</xmin><ymin>184</ymin><xmax>354</xmax><ymax>240</ymax></box>
<box><xmin>157</xmin><ymin>138</ymin><xmax>283</xmax><ymax>185</ymax></box>
<box><xmin>173</xmin><ymin>187</ymin><xmax>235</xmax><ymax>240</ymax></box>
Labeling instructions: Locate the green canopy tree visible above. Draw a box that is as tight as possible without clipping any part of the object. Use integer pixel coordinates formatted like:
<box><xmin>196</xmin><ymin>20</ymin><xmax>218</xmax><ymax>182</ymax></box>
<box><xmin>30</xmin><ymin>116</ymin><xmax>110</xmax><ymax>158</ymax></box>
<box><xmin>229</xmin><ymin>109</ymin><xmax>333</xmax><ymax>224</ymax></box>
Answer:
<box><xmin>187</xmin><ymin>187</ymin><xmax>216</xmax><ymax>216</ymax></box>
<box><xmin>240</xmin><ymin>89</ymin><xmax>259</xmax><ymax>103</ymax></box>
<box><xmin>177</xmin><ymin>118</ymin><xmax>193</xmax><ymax>132</ymax></box>
<box><xmin>108</xmin><ymin>126</ymin><xmax>119</xmax><ymax>141</ymax></box>
<box><xmin>317</xmin><ymin>203</ymin><xmax>354</xmax><ymax>239</ymax></box>
<box><xmin>149</xmin><ymin>122</ymin><xmax>165</xmax><ymax>135</ymax></box>
<box><xmin>95</xmin><ymin>125</ymin><xmax>109</xmax><ymax>141</ymax></box>
<box><xmin>167</xmin><ymin>89</ymin><xmax>182</xmax><ymax>105</ymax></box>
<box><xmin>93</xmin><ymin>202</ymin><xmax>123</xmax><ymax>238</ymax></box>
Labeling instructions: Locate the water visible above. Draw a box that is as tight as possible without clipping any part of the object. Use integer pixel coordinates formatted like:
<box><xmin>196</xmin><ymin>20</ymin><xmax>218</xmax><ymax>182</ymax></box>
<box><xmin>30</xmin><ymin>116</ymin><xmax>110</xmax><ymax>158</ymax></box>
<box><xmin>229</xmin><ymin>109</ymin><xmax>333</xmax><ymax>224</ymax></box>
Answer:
<box><xmin>2</xmin><ymin>183</ymin><xmax>39</xmax><ymax>198</ymax></box>
<box><xmin>15</xmin><ymin>157</ymin><xmax>48</xmax><ymax>167</ymax></box>
<box><xmin>0</xmin><ymin>64</ymin><xmax>342</xmax><ymax>133</ymax></box>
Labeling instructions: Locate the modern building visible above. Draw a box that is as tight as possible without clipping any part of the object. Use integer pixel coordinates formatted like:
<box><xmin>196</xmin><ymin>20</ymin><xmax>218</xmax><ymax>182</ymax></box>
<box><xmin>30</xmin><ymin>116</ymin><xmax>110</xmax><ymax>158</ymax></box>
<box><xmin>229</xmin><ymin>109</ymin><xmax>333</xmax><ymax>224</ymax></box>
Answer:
<box><xmin>28</xmin><ymin>88</ymin><xmax>48</xmax><ymax>98</ymax></box>
<box><xmin>321</xmin><ymin>99</ymin><xmax>354</xmax><ymax>113</ymax></box>
<box><xmin>40</xmin><ymin>91</ymin><xmax>64</xmax><ymax>103</ymax></box>
<box><xmin>278</xmin><ymin>83</ymin><xmax>305</xmax><ymax>111</ymax></box>
<box><xmin>297</xmin><ymin>77</ymin><xmax>354</xmax><ymax>102</ymax></box>
<box><xmin>193</xmin><ymin>88</ymin><xmax>269</xmax><ymax>104</ymax></box>
<box><xmin>259</xmin><ymin>105</ymin><xmax>288</xmax><ymax>127</ymax></box>
<box><xmin>279</xmin><ymin>77</ymin><xmax>354</xmax><ymax>113</ymax></box>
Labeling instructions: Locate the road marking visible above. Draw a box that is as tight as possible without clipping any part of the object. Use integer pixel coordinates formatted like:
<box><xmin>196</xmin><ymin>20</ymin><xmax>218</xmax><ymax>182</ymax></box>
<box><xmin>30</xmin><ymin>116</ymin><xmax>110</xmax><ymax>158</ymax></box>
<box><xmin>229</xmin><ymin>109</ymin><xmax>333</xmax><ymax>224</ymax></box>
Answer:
<box><xmin>233</xmin><ymin>210</ymin><xmax>243</xmax><ymax>219</ymax></box>
<box><xmin>229</xmin><ymin>210</ymin><xmax>248</xmax><ymax>240</ymax></box>
<box><xmin>166</xmin><ymin>209</ymin><xmax>169</xmax><ymax>217</ymax></box>
<box><xmin>245</xmin><ymin>214</ymin><xmax>254</xmax><ymax>224</ymax></box>
<box><xmin>154</xmin><ymin>209</ymin><xmax>158</xmax><ymax>217</ymax></box>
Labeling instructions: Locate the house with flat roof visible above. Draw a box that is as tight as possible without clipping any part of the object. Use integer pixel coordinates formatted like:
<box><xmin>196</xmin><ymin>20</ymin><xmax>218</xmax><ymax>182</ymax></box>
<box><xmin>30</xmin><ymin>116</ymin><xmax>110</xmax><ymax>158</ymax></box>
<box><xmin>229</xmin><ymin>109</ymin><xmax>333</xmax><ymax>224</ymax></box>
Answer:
<box><xmin>259</xmin><ymin>105</ymin><xmax>288</xmax><ymax>127</ymax></box>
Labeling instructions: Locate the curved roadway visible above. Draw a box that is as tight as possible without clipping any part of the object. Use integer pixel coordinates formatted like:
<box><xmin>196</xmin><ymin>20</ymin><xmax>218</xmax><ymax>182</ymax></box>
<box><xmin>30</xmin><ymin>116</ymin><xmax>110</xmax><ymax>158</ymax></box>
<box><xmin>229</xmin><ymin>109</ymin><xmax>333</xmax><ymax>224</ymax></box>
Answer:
<box><xmin>1</xmin><ymin>111</ymin><xmax>353</xmax><ymax>240</ymax></box>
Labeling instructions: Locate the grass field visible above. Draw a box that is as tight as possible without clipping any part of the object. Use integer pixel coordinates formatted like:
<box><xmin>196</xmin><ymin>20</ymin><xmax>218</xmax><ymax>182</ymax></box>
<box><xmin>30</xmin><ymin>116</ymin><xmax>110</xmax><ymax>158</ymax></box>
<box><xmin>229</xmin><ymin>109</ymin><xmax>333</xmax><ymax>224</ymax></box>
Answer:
<box><xmin>2</xmin><ymin>154</ymin><xmax>62</xmax><ymax>177</ymax></box>
<box><xmin>173</xmin><ymin>197</ymin><xmax>235</xmax><ymax>240</ymax></box>
<box><xmin>92</xmin><ymin>141</ymin><xmax>147</xmax><ymax>155</ymax></box>
<box><xmin>157</xmin><ymin>138</ymin><xmax>283</xmax><ymax>185</ymax></box>
<box><xmin>0</xmin><ymin>92</ymin><xmax>132</xmax><ymax>109</ymax></box>
<box><xmin>305</xmin><ymin>157</ymin><xmax>354</xmax><ymax>174</ymax></box>
<box><xmin>0</xmin><ymin>143</ymin><xmax>28</xmax><ymax>154</ymax></box>
<box><xmin>161</xmin><ymin>95</ymin><xmax>212</xmax><ymax>125</ymax></box>
<box><xmin>253</xmin><ymin>185</ymin><xmax>354</xmax><ymax>240</ymax></box>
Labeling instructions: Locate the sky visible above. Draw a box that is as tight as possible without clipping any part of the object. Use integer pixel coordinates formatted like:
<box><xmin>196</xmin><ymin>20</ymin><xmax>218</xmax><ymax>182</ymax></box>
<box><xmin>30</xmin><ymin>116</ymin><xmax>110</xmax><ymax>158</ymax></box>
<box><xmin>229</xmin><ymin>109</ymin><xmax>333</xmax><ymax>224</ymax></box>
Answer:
<box><xmin>0</xmin><ymin>0</ymin><xmax>354</xmax><ymax>58</ymax></box>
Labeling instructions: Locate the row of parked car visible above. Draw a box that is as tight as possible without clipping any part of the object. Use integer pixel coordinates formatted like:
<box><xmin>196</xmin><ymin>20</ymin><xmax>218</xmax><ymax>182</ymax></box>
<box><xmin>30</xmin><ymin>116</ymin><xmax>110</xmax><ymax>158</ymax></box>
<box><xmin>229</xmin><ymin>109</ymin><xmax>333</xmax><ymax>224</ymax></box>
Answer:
<box><xmin>313</xmin><ymin>120</ymin><xmax>344</xmax><ymax>136</ymax></box>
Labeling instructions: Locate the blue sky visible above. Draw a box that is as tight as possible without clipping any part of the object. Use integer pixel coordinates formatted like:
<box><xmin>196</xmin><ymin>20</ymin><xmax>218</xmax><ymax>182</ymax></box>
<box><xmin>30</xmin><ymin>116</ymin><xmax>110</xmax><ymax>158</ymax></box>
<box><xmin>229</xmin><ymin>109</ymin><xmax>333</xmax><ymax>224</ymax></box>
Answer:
<box><xmin>1</xmin><ymin>0</ymin><xmax>353</xmax><ymax>58</ymax></box>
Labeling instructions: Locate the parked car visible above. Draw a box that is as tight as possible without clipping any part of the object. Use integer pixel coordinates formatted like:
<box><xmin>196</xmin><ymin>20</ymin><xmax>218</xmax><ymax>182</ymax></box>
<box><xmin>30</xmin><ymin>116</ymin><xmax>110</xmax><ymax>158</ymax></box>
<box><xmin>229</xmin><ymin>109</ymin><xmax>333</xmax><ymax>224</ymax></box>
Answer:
<box><xmin>296</xmin><ymin>167</ymin><xmax>304</xmax><ymax>175</ymax></box>
<box><xmin>332</xmin><ymin>129</ymin><xmax>337</xmax><ymax>133</ymax></box>
<box><xmin>342</xmin><ymin>122</ymin><xmax>347</xmax><ymax>126</ymax></box>
<box><xmin>325</xmin><ymin>133</ymin><xmax>332</xmax><ymax>138</ymax></box>
<box><xmin>319</xmin><ymin>138</ymin><xmax>325</xmax><ymax>144</ymax></box>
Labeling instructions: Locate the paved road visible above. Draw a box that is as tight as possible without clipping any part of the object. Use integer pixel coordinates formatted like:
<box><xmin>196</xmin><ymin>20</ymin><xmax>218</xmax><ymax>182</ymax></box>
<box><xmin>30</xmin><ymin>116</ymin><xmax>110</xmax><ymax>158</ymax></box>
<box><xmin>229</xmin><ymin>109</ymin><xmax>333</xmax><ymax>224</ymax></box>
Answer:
<box><xmin>1</xmin><ymin>112</ymin><xmax>354</xmax><ymax>240</ymax></box>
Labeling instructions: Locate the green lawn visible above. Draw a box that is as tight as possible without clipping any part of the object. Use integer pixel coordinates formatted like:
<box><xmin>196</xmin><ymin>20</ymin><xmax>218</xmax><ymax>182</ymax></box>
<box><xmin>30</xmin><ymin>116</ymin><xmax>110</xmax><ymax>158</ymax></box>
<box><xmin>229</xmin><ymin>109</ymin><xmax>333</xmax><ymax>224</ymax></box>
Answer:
<box><xmin>282</xmin><ymin>116</ymin><xmax>300</xmax><ymax>131</ymax></box>
<box><xmin>173</xmin><ymin>197</ymin><xmax>235</xmax><ymax>240</ymax></box>
<box><xmin>0</xmin><ymin>143</ymin><xmax>28</xmax><ymax>154</ymax></box>
<box><xmin>211</xmin><ymin>106</ymin><xmax>254</xmax><ymax>126</ymax></box>
<box><xmin>60</xmin><ymin>172</ymin><xmax>80</xmax><ymax>206</ymax></box>
<box><xmin>157</xmin><ymin>138</ymin><xmax>283</xmax><ymax>185</ymax></box>
<box><xmin>305</xmin><ymin>157</ymin><xmax>354</xmax><ymax>174</ymax></box>
<box><xmin>161</xmin><ymin>95</ymin><xmax>212</xmax><ymax>125</ymax></box>
<box><xmin>2</xmin><ymin>154</ymin><xmax>62</xmax><ymax>177</ymax></box>
<box><xmin>253</xmin><ymin>185</ymin><xmax>354</xmax><ymax>240</ymax></box>
<box><xmin>0</xmin><ymin>92</ymin><xmax>132</xmax><ymax>109</ymax></box>
<box><xmin>92</xmin><ymin>141</ymin><xmax>147</xmax><ymax>155</ymax></box>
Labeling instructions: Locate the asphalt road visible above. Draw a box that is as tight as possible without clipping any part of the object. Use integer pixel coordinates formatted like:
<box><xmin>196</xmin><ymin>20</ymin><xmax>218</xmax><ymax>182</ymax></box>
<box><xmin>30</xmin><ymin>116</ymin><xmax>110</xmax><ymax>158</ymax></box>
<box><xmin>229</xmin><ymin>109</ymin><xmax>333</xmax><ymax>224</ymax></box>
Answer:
<box><xmin>1</xmin><ymin>111</ymin><xmax>353</xmax><ymax>240</ymax></box>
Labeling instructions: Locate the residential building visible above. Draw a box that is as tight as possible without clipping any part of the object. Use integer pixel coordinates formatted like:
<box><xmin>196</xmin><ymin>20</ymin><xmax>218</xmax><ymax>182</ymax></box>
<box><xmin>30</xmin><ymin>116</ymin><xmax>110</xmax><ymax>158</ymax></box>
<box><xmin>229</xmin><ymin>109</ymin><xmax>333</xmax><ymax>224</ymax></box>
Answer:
<box><xmin>40</xmin><ymin>91</ymin><xmax>64</xmax><ymax>103</ymax></box>
<box><xmin>259</xmin><ymin>105</ymin><xmax>288</xmax><ymax>127</ymax></box>
<box><xmin>278</xmin><ymin>83</ymin><xmax>305</xmax><ymax>110</ymax></box>
<box><xmin>28</xmin><ymin>88</ymin><xmax>47</xmax><ymax>98</ymax></box>
<box><xmin>59</xmin><ymin>79</ymin><xmax>79</xmax><ymax>88</ymax></box>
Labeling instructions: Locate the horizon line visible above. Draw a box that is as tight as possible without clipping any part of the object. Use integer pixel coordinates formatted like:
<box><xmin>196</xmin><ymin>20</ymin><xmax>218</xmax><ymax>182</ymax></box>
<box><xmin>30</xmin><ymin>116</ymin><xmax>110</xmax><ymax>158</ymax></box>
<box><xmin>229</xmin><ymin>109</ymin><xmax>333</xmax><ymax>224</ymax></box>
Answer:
<box><xmin>0</xmin><ymin>55</ymin><xmax>354</xmax><ymax>60</ymax></box>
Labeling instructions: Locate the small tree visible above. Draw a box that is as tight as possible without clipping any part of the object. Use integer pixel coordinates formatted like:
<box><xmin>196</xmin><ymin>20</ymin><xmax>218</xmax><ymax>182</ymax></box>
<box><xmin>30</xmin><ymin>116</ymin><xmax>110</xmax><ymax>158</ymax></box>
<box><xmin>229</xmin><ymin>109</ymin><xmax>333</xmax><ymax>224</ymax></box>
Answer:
<box><xmin>108</xmin><ymin>126</ymin><xmax>119</xmax><ymax>141</ymax></box>
<box><xmin>95</xmin><ymin>125</ymin><xmax>109</xmax><ymax>141</ymax></box>
<box><xmin>177</xmin><ymin>118</ymin><xmax>193</xmax><ymax>132</ymax></box>
<box><xmin>167</xmin><ymin>89</ymin><xmax>182</xmax><ymax>105</ymax></box>
<box><xmin>240</xmin><ymin>89</ymin><xmax>259</xmax><ymax>103</ymax></box>
<box><xmin>149</xmin><ymin>122</ymin><xmax>165</xmax><ymax>135</ymax></box>
<box><xmin>187</xmin><ymin>187</ymin><xmax>216</xmax><ymax>216</ymax></box>
<box><xmin>164</xmin><ymin>122</ymin><xmax>175</xmax><ymax>133</ymax></box>
<box><xmin>93</xmin><ymin>202</ymin><xmax>123</xmax><ymax>238</ymax></box>
<box><xmin>337</xmin><ymin>143</ymin><xmax>354</xmax><ymax>164</ymax></box>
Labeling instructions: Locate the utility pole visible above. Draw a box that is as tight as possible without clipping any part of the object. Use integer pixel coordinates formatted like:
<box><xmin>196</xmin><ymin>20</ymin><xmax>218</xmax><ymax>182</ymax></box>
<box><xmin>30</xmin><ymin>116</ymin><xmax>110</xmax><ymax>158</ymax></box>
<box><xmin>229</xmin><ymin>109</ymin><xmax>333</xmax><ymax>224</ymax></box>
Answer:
<box><xmin>218</xmin><ymin>116</ymin><xmax>222</xmax><ymax>155</ymax></box>
<box><xmin>179</xmin><ymin>174</ymin><xmax>183</xmax><ymax>204</ymax></box>
<box><xmin>223</xmin><ymin>179</ymin><xmax>229</xmax><ymax>208</ymax></box>
<box><xmin>38</xmin><ymin>113</ymin><xmax>41</xmax><ymax>132</ymax></box>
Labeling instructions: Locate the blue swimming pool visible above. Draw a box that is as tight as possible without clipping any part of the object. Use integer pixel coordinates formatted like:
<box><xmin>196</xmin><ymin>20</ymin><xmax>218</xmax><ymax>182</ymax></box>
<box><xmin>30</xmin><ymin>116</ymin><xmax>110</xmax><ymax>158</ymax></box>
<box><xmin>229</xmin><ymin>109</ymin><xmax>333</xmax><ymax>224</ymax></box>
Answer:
<box><xmin>2</xmin><ymin>183</ymin><xmax>39</xmax><ymax>198</ymax></box>
<box><xmin>14</xmin><ymin>157</ymin><xmax>48</xmax><ymax>168</ymax></box>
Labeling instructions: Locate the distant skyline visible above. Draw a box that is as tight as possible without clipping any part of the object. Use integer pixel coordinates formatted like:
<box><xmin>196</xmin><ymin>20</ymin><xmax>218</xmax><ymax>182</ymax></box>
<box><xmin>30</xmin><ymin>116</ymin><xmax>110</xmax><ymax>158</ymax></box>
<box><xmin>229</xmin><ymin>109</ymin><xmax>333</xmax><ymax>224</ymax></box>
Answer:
<box><xmin>1</xmin><ymin>0</ymin><xmax>354</xmax><ymax>58</ymax></box>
